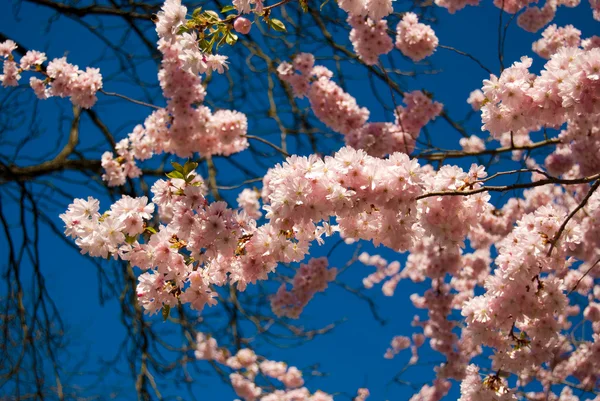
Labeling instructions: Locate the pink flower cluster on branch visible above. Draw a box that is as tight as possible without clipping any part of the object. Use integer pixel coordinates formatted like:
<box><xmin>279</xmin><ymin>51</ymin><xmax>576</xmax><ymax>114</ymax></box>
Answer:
<box><xmin>462</xmin><ymin>206</ymin><xmax>581</xmax><ymax>374</ymax></box>
<box><xmin>337</xmin><ymin>0</ymin><xmax>394</xmax><ymax>21</ymax></box>
<box><xmin>437</xmin><ymin>0</ymin><xmax>587</xmax><ymax>30</ymax></box>
<box><xmin>194</xmin><ymin>333</ymin><xmax>341</xmax><ymax>401</ymax></box>
<box><xmin>63</xmin><ymin>147</ymin><xmax>494</xmax><ymax>320</ymax></box>
<box><xmin>237</xmin><ymin>188</ymin><xmax>263</xmax><ymax>220</ymax></box>
<box><xmin>0</xmin><ymin>40</ymin><xmax>102</xmax><ymax>108</ymax></box>
<box><xmin>271</xmin><ymin>257</ymin><xmax>337</xmax><ymax>318</ymax></box>
<box><xmin>100</xmin><ymin>0</ymin><xmax>248</xmax><ymax>186</ymax></box>
<box><xmin>279</xmin><ymin>54</ymin><xmax>442</xmax><ymax>157</ymax></box>
<box><xmin>395</xmin><ymin>13</ymin><xmax>439</xmax><ymax>62</ymax></box>
<box><xmin>480</xmin><ymin>48</ymin><xmax>600</xmax><ymax>166</ymax></box>
<box><xmin>348</xmin><ymin>15</ymin><xmax>394</xmax><ymax>65</ymax></box>
<box><xmin>532</xmin><ymin>24</ymin><xmax>582</xmax><ymax>59</ymax></box>
<box><xmin>40</xmin><ymin>0</ymin><xmax>600</xmax><ymax>399</ymax></box>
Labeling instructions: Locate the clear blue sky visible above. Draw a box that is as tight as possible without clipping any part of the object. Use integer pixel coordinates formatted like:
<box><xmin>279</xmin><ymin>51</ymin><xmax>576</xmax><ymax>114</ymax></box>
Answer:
<box><xmin>1</xmin><ymin>1</ymin><xmax>598</xmax><ymax>400</ymax></box>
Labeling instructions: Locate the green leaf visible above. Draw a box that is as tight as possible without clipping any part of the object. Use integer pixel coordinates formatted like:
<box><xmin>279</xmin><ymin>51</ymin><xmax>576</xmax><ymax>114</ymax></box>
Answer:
<box><xmin>269</xmin><ymin>18</ymin><xmax>287</xmax><ymax>32</ymax></box>
<box><xmin>145</xmin><ymin>226</ymin><xmax>157</xmax><ymax>234</ymax></box>
<box><xmin>125</xmin><ymin>235</ymin><xmax>137</xmax><ymax>244</ymax></box>
<box><xmin>166</xmin><ymin>170</ymin><xmax>185</xmax><ymax>180</ymax></box>
<box><xmin>183</xmin><ymin>160</ymin><xmax>199</xmax><ymax>177</ymax></box>
<box><xmin>226</xmin><ymin>31</ymin><xmax>238</xmax><ymax>45</ymax></box>
<box><xmin>192</xmin><ymin>6</ymin><xmax>203</xmax><ymax>16</ymax></box>
<box><xmin>203</xmin><ymin>10</ymin><xmax>220</xmax><ymax>23</ymax></box>
<box><xmin>320</xmin><ymin>0</ymin><xmax>330</xmax><ymax>10</ymax></box>
<box><xmin>162</xmin><ymin>305</ymin><xmax>171</xmax><ymax>322</ymax></box>
<box><xmin>171</xmin><ymin>161</ymin><xmax>184</xmax><ymax>173</ymax></box>
<box><xmin>177</xmin><ymin>25</ymin><xmax>190</xmax><ymax>35</ymax></box>
<box><xmin>221</xmin><ymin>5</ymin><xmax>235</xmax><ymax>13</ymax></box>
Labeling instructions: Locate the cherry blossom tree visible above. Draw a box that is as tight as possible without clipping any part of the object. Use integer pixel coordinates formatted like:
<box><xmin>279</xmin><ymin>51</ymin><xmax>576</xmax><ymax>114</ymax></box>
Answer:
<box><xmin>1</xmin><ymin>0</ymin><xmax>600</xmax><ymax>400</ymax></box>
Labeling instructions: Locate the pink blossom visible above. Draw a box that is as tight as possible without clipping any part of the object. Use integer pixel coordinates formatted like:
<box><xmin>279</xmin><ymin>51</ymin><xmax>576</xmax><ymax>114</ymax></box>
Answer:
<box><xmin>348</xmin><ymin>15</ymin><xmax>393</xmax><ymax>65</ymax></box>
<box><xmin>0</xmin><ymin>40</ymin><xmax>17</xmax><ymax>57</ymax></box>
<box><xmin>460</xmin><ymin>135</ymin><xmax>486</xmax><ymax>152</ymax></box>
<box><xmin>19</xmin><ymin>50</ymin><xmax>47</xmax><ymax>71</ymax></box>
<box><xmin>271</xmin><ymin>258</ymin><xmax>337</xmax><ymax>318</ymax></box>
<box><xmin>395</xmin><ymin>13</ymin><xmax>439</xmax><ymax>62</ymax></box>
<box><xmin>532</xmin><ymin>24</ymin><xmax>582</xmax><ymax>59</ymax></box>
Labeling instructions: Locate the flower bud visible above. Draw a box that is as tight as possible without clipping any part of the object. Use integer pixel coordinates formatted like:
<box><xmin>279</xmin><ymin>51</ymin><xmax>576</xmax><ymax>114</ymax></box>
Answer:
<box><xmin>234</xmin><ymin>17</ymin><xmax>251</xmax><ymax>34</ymax></box>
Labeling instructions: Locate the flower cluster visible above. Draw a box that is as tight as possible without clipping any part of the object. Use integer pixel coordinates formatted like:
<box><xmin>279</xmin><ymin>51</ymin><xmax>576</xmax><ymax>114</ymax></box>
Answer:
<box><xmin>345</xmin><ymin>122</ymin><xmax>417</xmax><ymax>157</ymax></box>
<box><xmin>279</xmin><ymin>55</ymin><xmax>442</xmax><ymax>157</ymax></box>
<box><xmin>459</xmin><ymin>135</ymin><xmax>486</xmax><ymax>152</ymax></box>
<box><xmin>262</xmin><ymin>147</ymin><xmax>424</xmax><ymax>251</ymax></box>
<box><xmin>60</xmin><ymin>196</ymin><xmax>155</xmax><ymax>258</ymax></box>
<box><xmin>195</xmin><ymin>333</ymin><xmax>338</xmax><ymax>401</ymax></box>
<box><xmin>337</xmin><ymin>0</ymin><xmax>394</xmax><ymax>21</ymax></box>
<box><xmin>0</xmin><ymin>40</ymin><xmax>102</xmax><ymax>108</ymax></box>
<box><xmin>237</xmin><ymin>188</ymin><xmax>262</xmax><ymax>220</ymax></box>
<box><xmin>467</xmin><ymin>89</ymin><xmax>486</xmax><ymax>111</ymax></box>
<box><xmin>63</xmin><ymin>146</ymin><xmax>493</xmax><ymax>318</ymax></box>
<box><xmin>45</xmin><ymin>2</ymin><xmax>600</xmax><ymax>400</ymax></box>
<box><xmin>462</xmin><ymin>206</ymin><xmax>581</xmax><ymax>375</ymax></box>
<box><xmin>436</xmin><ymin>0</ymin><xmax>586</xmax><ymax>31</ymax></box>
<box><xmin>348</xmin><ymin>15</ymin><xmax>394</xmax><ymax>65</ymax></box>
<box><xmin>408</xmin><ymin>379</ymin><xmax>452</xmax><ymax>401</ymax></box>
<box><xmin>591</xmin><ymin>0</ymin><xmax>600</xmax><ymax>19</ymax></box>
<box><xmin>517</xmin><ymin>2</ymin><xmax>557</xmax><ymax>32</ymax></box>
<box><xmin>263</xmin><ymin>148</ymin><xmax>490</xmax><ymax>251</ymax></box>
<box><xmin>354</xmin><ymin>388</ymin><xmax>370</xmax><ymax>401</ymax></box>
<box><xmin>458</xmin><ymin>365</ymin><xmax>516</xmax><ymax>401</ymax></box>
<box><xmin>358</xmin><ymin>252</ymin><xmax>401</xmax><ymax>295</ymax></box>
<box><xmin>101</xmin><ymin>136</ymin><xmax>144</xmax><ymax>187</ymax></box>
<box><xmin>480</xmin><ymin>48</ymin><xmax>600</xmax><ymax>146</ymax></box>
<box><xmin>157</xmin><ymin>0</ymin><xmax>228</xmax><ymax>74</ymax></box>
<box><xmin>419</xmin><ymin>164</ymin><xmax>491</xmax><ymax>246</ymax></box>
<box><xmin>384</xmin><ymin>335</ymin><xmax>410</xmax><ymax>358</ymax></box>
<box><xmin>395</xmin><ymin>90</ymin><xmax>443</xmax><ymax>135</ymax></box>
<box><xmin>99</xmin><ymin>0</ymin><xmax>248</xmax><ymax>185</ymax></box>
<box><xmin>280</xmin><ymin>56</ymin><xmax>370</xmax><ymax>135</ymax></box>
<box><xmin>155</xmin><ymin>3</ymin><xmax>243</xmax><ymax>158</ymax></box>
<box><xmin>395</xmin><ymin>13</ymin><xmax>439</xmax><ymax>62</ymax></box>
<box><xmin>233</xmin><ymin>0</ymin><xmax>264</xmax><ymax>14</ymax></box>
<box><xmin>271</xmin><ymin>257</ymin><xmax>337</xmax><ymax>318</ymax></box>
<box><xmin>532</xmin><ymin>24</ymin><xmax>582</xmax><ymax>59</ymax></box>
<box><xmin>434</xmin><ymin>0</ymin><xmax>479</xmax><ymax>13</ymax></box>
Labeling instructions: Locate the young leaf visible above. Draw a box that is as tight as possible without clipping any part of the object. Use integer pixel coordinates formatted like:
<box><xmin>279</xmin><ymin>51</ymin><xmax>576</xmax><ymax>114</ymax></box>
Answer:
<box><xmin>183</xmin><ymin>160</ymin><xmax>199</xmax><ymax>177</ymax></box>
<box><xmin>269</xmin><ymin>18</ymin><xmax>287</xmax><ymax>32</ymax></box>
<box><xmin>166</xmin><ymin>170</ymin><xmax>185</xmax><ymax>180</ymax></box>
<box><xmin>226</xmin><ymin>31</ymin><xmax>238</xmax><ymax>45</ymax></box>
<box><xmin>171</xmin><ymin>161</ymin><xmax>184</xmax><ymax>173</ymax></box>
<box><xmin>203</xmin><ymin>10</ymin><xmax>220</xmax><ymax>23</ymax></box>
<box><xmin>221</xmin><ymin>5</ymin><xmax>235</xmax><ymax>13</ymax></box>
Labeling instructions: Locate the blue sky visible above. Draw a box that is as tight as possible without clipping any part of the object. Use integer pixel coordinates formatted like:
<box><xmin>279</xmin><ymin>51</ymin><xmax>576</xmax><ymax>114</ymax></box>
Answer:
<box><xmin>1</xmin><ymin>0</ymin><xmax>598</xmax><ymax>400</ymax></box>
